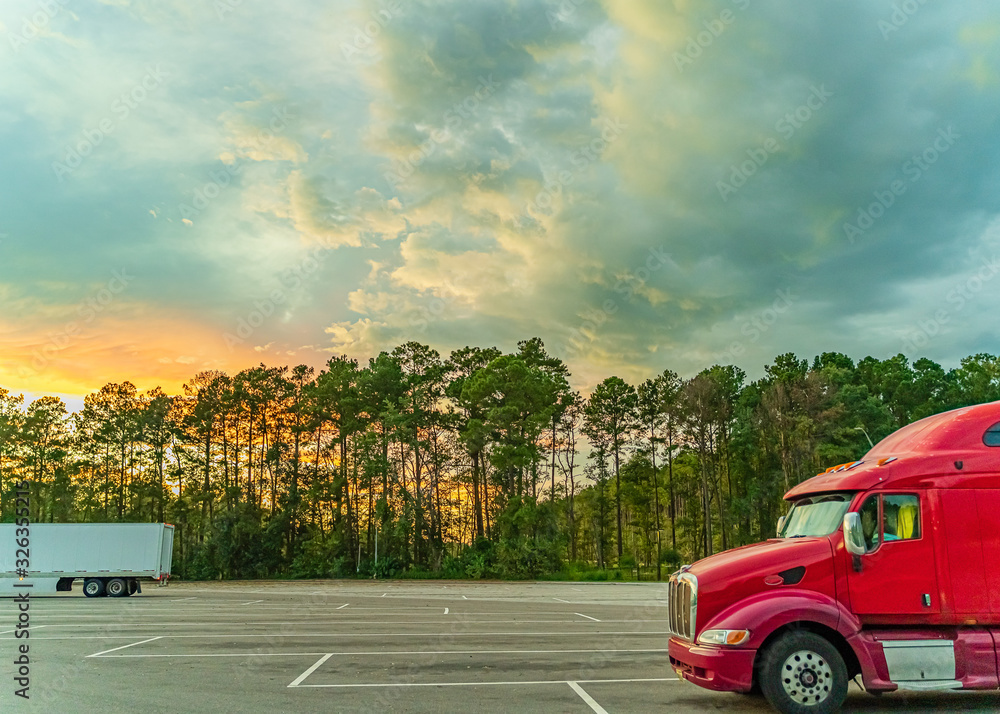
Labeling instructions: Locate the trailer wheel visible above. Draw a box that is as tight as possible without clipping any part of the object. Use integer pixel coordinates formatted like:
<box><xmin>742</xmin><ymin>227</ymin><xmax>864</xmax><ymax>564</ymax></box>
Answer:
<box><xmin>106</xmin><ymin>578</ymin><xmax>127</xmax><ymax>597</ymax></box>
<box><xmin>760</xmin><ymin>631</ymin><xmax>848</xmax><ymax>714</ymax></box>
<box><xmin>83</xmin><ymin>578</ymin><xmax>105</xmax><ymax>598</ymax></box>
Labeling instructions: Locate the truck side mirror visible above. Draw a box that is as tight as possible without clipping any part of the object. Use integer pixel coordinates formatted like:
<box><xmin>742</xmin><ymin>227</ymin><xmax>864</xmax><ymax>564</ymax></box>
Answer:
<box><xmin>776</xmin><ymin>516</ymin><xmax>786</xmax><ymax>536</ymax></box>
<box><xmin>843</xmin><ymin>512</ymin><xmax>865</xmax><ymax>554</ymax></box>
<box><xmin>843</xmin><ymin>512</ymin><xmax>865</xmax><ymax>572</ymax></box>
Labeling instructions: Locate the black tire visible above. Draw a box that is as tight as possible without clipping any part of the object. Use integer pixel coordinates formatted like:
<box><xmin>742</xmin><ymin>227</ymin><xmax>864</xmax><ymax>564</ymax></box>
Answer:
<box><xmin>760</xmin><ymin>631</ymin><xmax>848</xmax><ymax>714</ymax></box>
<box><xmin>106</xmin><ymin>578</ymin><xmax>128</xmax><ymax>597</ymax></box>
<box><xmin>83</xmin><ymin>578</ymin><xmax>105</xmax><ymax>598</ymax></box>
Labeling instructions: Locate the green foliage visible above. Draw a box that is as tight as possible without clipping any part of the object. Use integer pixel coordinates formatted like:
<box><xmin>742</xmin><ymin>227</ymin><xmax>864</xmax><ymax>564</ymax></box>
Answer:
<box><xmin>4</xmin><ymin>343</ymin><xmax>1000</xmax><ymax>583</ymax></box>
<box><xmin>660</xmin><ymin>548</ymin><xmax>683</xmax><ymax>570</ymax></box>
<box><xmin>187</xmin><ymin>505</ymin><xmax>286</xmax><ymax>580</ymax></box>
<box><xmin>290</xmin><ymin>533</ymin><xmax>345</xmax><ymax>579</ymax></box>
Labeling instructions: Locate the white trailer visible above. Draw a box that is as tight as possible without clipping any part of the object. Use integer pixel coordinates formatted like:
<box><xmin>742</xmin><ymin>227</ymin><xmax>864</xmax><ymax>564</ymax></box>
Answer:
<box><xmin>0</xmin><ymin>523</ymin><xmax>174</xmax><ymax>597</ymax></box>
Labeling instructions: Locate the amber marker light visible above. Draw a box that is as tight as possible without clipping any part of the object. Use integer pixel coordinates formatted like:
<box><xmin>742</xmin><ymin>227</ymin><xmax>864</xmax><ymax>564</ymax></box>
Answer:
<box><xmin>698</xmin><ymin>629</ymin><xmax>751</xmax><ymax>646</ymax></box>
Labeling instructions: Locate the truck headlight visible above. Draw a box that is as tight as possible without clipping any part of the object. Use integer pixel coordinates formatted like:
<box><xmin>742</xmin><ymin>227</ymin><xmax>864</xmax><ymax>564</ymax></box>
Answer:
<box><xmin>697</xmin><ymin>629</ymin><xmax>750</xmax><ymax>646</ymax></box>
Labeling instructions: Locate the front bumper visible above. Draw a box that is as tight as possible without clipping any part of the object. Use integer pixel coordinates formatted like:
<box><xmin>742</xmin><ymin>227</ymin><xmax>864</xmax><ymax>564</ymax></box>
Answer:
<box><xmin>668</xmin><ymin>636</ymin><xmax>756</xmax><ymax>692</ymax></box>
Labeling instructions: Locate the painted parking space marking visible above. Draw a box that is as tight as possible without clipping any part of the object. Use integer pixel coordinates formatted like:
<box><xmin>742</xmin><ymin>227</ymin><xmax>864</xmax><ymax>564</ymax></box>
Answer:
<box><xmin>574</xmin><ymin>613</ymin><xmax>600</xmax><ymax>622</ymax></box>
<box><xmin>0</xmin><ymin>622</ymin><xmax>665</xmax><ymax>640</ymax></box>
<box><xmin>568</xmin><ymin>681</ymin><xmax>608</xmax><ymax>714</ymax></box>
<box><xmin>96</xmin><ymin>647</ymin><xmax>669</xmax><ymax>659</ymax></box>
<box><xmin>6</xmin><ymin>630</ymin><xmax>669</xmax><ymax>642</ymax></box>
<box><xmin>289</xmin><ymin>676</ymin><xmax>678</xmax><ymax>689</ymax></box>
<box><xmin>288</xmin><ymin>653</ymin><xmax>334</xmax><ymax>687</ymax></box>
<box><xmin>0</xmin><ymin>625</ymin><xmax>45</xmax><ymax>635</ymax></box>
<box><xmin>88</xmin><ymin>636</ymin><xmax>163</xmax><ymax>657</ymax></box>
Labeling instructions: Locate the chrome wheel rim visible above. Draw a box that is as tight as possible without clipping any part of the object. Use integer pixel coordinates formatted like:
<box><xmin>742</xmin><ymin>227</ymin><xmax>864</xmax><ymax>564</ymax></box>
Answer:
<box><xmin>780</xmin><ymin>649</ymin><xmax>833</xmax><ymax>705</ymax></box>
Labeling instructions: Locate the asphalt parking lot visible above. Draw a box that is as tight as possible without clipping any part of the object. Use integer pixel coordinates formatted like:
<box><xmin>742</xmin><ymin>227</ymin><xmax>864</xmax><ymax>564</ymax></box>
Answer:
<box><xmin>3</xmin><ymin>580</ymin><xmax>999</xmax><ymax>713</ymax></box>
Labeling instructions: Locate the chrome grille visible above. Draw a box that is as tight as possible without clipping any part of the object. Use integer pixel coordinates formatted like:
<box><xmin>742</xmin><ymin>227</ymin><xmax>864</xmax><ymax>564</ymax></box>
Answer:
<box><xmin>666</xmin><ymin>570</ymin><xmax>698</xmax><ymax>641</ymax></box>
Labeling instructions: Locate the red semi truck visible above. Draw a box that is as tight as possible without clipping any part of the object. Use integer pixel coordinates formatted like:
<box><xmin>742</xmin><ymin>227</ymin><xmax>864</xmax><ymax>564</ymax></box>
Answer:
<box><xmin>666</xmin><ymin>400</ymin><xmax>1000</xmax><ymax>713</ymax></box>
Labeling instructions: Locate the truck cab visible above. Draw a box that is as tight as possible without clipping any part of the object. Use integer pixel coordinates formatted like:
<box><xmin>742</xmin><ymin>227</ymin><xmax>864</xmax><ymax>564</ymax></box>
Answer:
<box><xmin>666</xmin><ymin>401</ymin><xmax>1000</xmax><ymax>714</ymax></box>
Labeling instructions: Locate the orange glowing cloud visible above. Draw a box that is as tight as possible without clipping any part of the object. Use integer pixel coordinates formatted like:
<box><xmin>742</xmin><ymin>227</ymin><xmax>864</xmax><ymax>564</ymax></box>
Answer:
<box><xmin>0</xmin><ymin>310</ymin><xmax>291</xmax><ymax>405</ymax></box>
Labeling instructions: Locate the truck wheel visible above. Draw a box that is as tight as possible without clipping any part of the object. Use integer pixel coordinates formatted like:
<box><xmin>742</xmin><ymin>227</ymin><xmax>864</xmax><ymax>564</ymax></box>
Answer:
<box><xmin>83</xmin><ymin>578</ymin><xmax>105</xmax><ymax>598</ymax></box>
<box><xmin>760</xmin><ymin>631</ymin><xmax>848</xmax><ymax>714</ymax></box>
<box><xmin>106</xmin><ymin>578</ymin><xmax>127</xmax><ymax>597</ymax></box>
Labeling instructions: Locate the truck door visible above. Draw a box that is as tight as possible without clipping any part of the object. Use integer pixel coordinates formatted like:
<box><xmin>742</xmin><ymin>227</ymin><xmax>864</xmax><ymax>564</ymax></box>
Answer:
<box><xmin>846</xmin><ymin>493</ymin><xmax>940</xmax><ymax>616</ymax></box>
<box><xmin>979</xmin><ymin>489</ymin><xmax>1000</xmax><ymax>613</ymax></box>
<box><xmin>941</xmin><ymin>489</ymin><xmax>991</xmax><ymax>614</ymax></box>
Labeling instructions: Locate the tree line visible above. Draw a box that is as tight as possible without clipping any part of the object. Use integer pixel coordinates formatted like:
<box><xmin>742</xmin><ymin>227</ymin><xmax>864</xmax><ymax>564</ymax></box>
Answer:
<box><xmin>1</xmin><ymin>340</ymin><xmax>998</xmax><ymax>581</ymax></box>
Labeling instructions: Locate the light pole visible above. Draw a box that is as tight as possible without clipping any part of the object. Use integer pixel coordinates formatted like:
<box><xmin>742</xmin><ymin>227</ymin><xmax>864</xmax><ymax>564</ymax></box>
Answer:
<box><xmin>854</xmin><ymin>426</ymin><xmax>874</xmax><ymax>449</ymax></box>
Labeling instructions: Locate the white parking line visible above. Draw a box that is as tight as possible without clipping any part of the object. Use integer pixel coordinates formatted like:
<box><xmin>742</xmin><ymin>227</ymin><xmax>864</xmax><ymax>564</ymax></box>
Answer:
<box><xmin>0</xmin><ymin>623</ymin><xmax>665</xmax><ymax>641</ymax></box>
<box><xmin>444</xmin><ymin>608</ymin><xmax>449</xmax><ymax>615</ymax></box>
<box><xmin>171</xmin><ymin>597</ymin><xmax>197</xmax><ymax>602</ymax></box>
<box><xmin>7</xmin><ymin>630</ymin><xmax>669</xmax><ymax>641</ymax></box>
<box><xmin>26</xmin><ymin>607</ymin><xmax>475</xmax><ymax>620</ymax></box>
<box><xmin>0</xmin><ymin>625</ymin><xmax>45</xmax><ymax>635</ymax></box>
<box><xmin>574</xmin><ymin>613</ymin><xmax>600</xmax><ymax>622</ymax></box>
<box><xmin>292</xmin><ymin>677</ymin><xmax>678</xmax><ymax>689</ymax></box>
<box><xmin>553</xmin><ymin>598</ymin><xmax>571</xmax><ymax>604</ymax></box>
<box><xmin>239</xmin><ymin>600</ymin><xmax>264</xmax><ymax>606</ymax></box>
<box><xmin>336</xmin><ymin>604</ymin><xmax>349</xmax><ymax>610</ymax></box>
<box><xmin>568</xmin><ymin>681</ymin><xmax>608</xmax><ymax>714</ymax></box>
<box><xmin>289</xmin><ymin>653</ymin><xmax>333</xmax><ymax>687</ymax></box>
<box><xmin>88</xmin><ymin>637</ymin><xmax>164</xmax><ymax>657</ymax></box>
<box><xmin>96</xmin><ymin>647</ymin><xmax>669</xmax><ymax>659</ymax></box>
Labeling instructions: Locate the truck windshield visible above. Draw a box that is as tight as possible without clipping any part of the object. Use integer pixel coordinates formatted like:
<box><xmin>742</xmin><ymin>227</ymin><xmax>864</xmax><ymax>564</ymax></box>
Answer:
<box><xmin>779</xmin><ymin>494</ymin><xmax>853</xmax><ymax>538</ymax></box>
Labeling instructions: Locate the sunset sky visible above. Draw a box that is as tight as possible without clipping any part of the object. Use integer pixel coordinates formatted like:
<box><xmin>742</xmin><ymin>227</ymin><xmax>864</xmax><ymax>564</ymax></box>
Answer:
<box><xmin>2</xmin><ymin>0</ymin><xmax>999</xmax><ymax>411</ymax></box>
